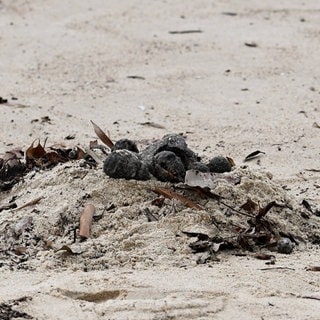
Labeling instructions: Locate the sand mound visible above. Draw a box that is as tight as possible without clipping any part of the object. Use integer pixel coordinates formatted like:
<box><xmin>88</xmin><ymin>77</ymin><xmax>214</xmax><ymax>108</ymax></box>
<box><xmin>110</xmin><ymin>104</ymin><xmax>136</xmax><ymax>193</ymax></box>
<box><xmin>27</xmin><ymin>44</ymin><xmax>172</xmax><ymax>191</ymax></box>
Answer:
<box><xmin>1</xmin><ymin>161</ymin><xmax>319</xmax><ymax>272</ymax></box>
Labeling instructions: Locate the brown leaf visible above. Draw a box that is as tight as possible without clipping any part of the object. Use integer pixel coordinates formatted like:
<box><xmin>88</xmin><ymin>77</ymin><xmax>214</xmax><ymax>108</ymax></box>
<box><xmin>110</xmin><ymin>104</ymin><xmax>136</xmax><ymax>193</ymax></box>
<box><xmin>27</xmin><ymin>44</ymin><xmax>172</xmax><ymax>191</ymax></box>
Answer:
<box><xmin>26</xmin><ymin>139</ymin><xmax>46</xmax><ymax>161</ymax></box>
<box><xmin>90</xmin><ymin>120</ymin><xmax>114</xmax><ymax>148</ymax></box>
<box><xmin>79</xmin><ymin>204</ymin><xmax>95</xmax><ymax>240</ymax></box>
<box><xmin>302</xmin><ymin>294</ymin><xmax>320</xmax><ymax>301</ymax></box>
<box><xmin>241</xmin><ymin>198</ymin><xmax>259</xmax><ymax>213</ymax></box>
<box><xmin>153</xmin><ymin>187</ymin><xmax>203</xmax><ymax>210</ymax></box>
<box><xmin>301</xmin><ymin>199</ymin><xmax>313</xmax><ymax>213</ymax></box>
<box><xmin>306</xmin><ymin>266</ymin><xmax>320</xmax><ymax>272</ymax></box>
<box><xmin>151</xmin><ymin>197</ymin><xmax>165</xmax><ymax>208</ymax></box>
<box><xmin>252</xmin><ymin>253</ymin><xmax>275</xmax><ymax>260</ymax></box>
<box><xmin>184</xmin><ymin>185</ymin><xmax>221</xmax><ymax>201</ymax></box>
<box><xmin>256</xmin><ymin>201</ymin><xmax>276</xmax><ymax>220</ymax></box>
<box><xmin>44</xmin><ymin>151</ymin><xmax>67</xmax><ymax>166</ymax></box>
<box><xmin>244</xmin><ymin>150</ymin><xmax>265</xmax><ymax>161</ymax></box>
<box><xmin>244</xmin><ymin>42</ymin><xmax>258</xmax><ymax>48</ymax></box>
<box><xmin>14</xmin><ymin>246</ymin><xmax>27</xmax><ymax>255</ymax></box>
<box><xmin>55</xmin><ymin>245</ymin><xmax>82</xmax><ymax>255</ymax></box>
<box><xmin>139</xmin><ymin>122</ymin><xmax>165</xmax><ymax>129</ymax></box>
<box><xmin>226</xmin><ymin>156</ymin><xmax>236</xmax><ymax>167</ymax></box>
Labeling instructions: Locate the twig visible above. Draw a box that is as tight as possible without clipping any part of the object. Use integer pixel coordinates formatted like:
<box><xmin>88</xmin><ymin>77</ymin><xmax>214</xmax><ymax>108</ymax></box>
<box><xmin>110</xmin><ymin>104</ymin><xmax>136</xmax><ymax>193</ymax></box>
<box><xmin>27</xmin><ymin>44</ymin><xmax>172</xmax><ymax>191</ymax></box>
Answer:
<box><xmin>169</xmin><ymin>29</ymin><xmax>203</xmax><ymax>34</ymax></box>
<box><xmin>79</xmin><ymin>204</ymin><xmax>96</xmax><ymax>241</ymax></box>
<box><xmin>16</xmin><ymin>197</ymin><xmax>43</xmax><ymax>210</ymax></box>
<box><xmin>259</xmin><ymin>267</ymin><xmax>295</xmax><ymax>271</ymax></box>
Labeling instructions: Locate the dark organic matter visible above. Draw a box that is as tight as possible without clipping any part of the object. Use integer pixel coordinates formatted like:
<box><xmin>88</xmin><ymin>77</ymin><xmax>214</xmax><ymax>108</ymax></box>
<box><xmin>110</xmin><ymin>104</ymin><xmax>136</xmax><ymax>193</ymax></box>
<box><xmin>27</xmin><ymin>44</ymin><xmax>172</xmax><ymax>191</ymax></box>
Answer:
<box><xmin>103</xmin><ymin>149</ymin><xmax>149</xmax><ymax>180</ymax></box>
<box><xmin>152</xmin><ymin>151</ymin><xmax>186</xmax><ymax>182</ymax></box>
<box><xmin>208</xmin><ymin>156</ymin><xmax>232</xmax><ymax>173</ymax></box>
<box><xmin>112</xmin><ymin>139</ymin><xmax>139</xmax><ymax>153</ymax></box>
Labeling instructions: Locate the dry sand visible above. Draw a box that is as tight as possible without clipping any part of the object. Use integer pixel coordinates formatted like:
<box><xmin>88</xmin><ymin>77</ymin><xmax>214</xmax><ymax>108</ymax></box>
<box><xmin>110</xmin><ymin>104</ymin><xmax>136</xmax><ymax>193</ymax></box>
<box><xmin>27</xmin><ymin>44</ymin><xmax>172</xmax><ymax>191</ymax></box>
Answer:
<box><xmin>0</xmin><ymin>0</ymin><xmax>320</xmax><ymax>319</ymax></box>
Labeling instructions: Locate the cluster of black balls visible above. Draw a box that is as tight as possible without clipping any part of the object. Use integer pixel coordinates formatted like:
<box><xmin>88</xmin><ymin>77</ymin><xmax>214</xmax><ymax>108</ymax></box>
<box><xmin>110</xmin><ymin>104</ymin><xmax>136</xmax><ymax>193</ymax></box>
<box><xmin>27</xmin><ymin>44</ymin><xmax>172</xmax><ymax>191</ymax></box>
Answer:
<box><xmin>103</xmin><ymin>134</ymin><xmax>231</xmax><ymax>182</ymax></box>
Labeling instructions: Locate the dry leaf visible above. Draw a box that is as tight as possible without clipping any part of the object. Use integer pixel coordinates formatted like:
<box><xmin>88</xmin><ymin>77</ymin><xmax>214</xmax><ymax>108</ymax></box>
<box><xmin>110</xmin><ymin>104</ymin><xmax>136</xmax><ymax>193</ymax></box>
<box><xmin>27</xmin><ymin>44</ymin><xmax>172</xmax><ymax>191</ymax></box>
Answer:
<box><xmin>55</xmin><ymin>245</ymin><xmax>82</xmax><ymax>255</ymax></box>
<box><xmin>244</xmin><ymin>150</ymin><xmax>265</xmax><ymax>161</ymax></box>
<box><xmin>14</xmin><ymin>246</ymin><xmax>27</xmax><ymax>255</ymax></box>
<box><xmin>90</xmin><ymin>120</ymin><xmax>114</xmax><ymax>148</ymax></box>
<box><xmin>26</xmin><ymin>139</ymin><xmax>46</xmax><ymax>160</ymax></box>
<box><xmin>226</xmin><ymin>156</ymin><xmax>236</xmax><ymax>167</ymax></box>
<box><xmin>153</xmin><ymin>187</ymin><xmax>203</xmax><ymax>210</ymax></box>
<box><xmin>252</xmin><ymin>253</ymin><xmax>275</xmax><ymax>260</ymax></box>
<box><xmin>306</xmin><ymin>266</ymin><xmax>320</xmax><ymax>272</ymax></box>
<box><xmin>301</xmin><ymin>199</ymin><xmax>313</xmax><ymax>213</ymax></box>
<box><xmin>302</xmin><ymin>294</ymin><xmax>320</xmax><ymax>301</ymax></box>
<box><xmin>256</xmin><ymin>201</ymin><xmax>276</xmax><ymax>220</ymax></box>
<box><xmin>241</xmin><ymin>198</ymin><xmax>259</xmax><ymax>213</ymax></box>
<box><xmin>139</xmin><ymin>122</ymin><xmax>165</xmax><ymax>129</ymax></box>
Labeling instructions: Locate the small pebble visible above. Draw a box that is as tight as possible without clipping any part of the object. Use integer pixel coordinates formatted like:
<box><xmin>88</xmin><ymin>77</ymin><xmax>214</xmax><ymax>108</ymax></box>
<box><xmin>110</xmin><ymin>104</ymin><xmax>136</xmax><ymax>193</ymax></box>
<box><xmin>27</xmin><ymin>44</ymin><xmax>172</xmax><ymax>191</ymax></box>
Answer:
<box><xmin>277</xmin><ymin>237</ymin><xmax>294</xmax><ymax>254</ymax></box>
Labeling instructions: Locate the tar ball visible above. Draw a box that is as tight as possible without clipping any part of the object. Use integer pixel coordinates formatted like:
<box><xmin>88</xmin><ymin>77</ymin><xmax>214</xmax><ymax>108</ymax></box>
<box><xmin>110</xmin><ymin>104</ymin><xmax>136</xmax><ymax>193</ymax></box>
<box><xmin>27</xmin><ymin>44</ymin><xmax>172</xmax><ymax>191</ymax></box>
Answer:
<box><xmin>152</xmin><ymin>151</ymin><xmax>186</xmax><ymax>182</ymax></box>
<box><xmin>208</xmin><ymin>156</ymin><xmax>231</xmax><ymax>173</ymax></box>
<box><xmin>188</xmin><ymin>161</ymin><xmax>210</xmax><ymax>172</ymax></box>
<box><xmin>103</xmin><ymin>149</ymin><xmax>149</xmax><ymax>180</ymax></box>
<box><xmin>277</xmin><ymin>237</ymin><xmax>294</xmax><ymax>254</ymax></box>
<box><xmin>112</xmin><ymin>139</ymin><xmax>139</xmax><ymax>153</ymax></box>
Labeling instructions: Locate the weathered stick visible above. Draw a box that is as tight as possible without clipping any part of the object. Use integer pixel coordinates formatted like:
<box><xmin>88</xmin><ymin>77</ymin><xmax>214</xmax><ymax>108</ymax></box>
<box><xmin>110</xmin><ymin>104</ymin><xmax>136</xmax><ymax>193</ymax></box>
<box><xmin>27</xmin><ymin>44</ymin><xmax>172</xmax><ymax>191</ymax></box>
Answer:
<box><xmin>79</xmin><ymin>204</ymin><xmax>95</xmax><ymax>240</ymax></box>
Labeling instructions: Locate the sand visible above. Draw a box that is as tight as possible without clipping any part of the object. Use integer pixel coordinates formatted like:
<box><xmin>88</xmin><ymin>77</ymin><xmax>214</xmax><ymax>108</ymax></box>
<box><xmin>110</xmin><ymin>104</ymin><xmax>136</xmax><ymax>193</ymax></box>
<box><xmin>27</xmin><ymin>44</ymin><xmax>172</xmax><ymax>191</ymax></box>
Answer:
<box><xmin>0</xmin><ymin>0</ymin><xmax>320</xmax><ymax>319</ymax></box>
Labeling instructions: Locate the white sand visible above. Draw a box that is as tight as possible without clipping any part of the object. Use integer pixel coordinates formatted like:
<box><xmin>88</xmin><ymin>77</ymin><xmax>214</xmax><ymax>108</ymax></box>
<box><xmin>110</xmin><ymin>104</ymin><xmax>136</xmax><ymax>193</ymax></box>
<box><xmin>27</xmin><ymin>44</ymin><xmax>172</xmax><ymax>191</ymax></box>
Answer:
<box><xmin>0</xmin><ymin>0</ymin><xmax>319</xmax><ymax>319</ymax></box>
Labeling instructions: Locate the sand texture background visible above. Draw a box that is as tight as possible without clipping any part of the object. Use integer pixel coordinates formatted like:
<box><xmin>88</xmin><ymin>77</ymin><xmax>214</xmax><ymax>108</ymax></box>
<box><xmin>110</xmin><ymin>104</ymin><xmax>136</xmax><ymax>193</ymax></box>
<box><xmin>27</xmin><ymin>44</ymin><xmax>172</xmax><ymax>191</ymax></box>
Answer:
<box><xmin>0</xmin><ymin>0</ymin><xmax>320</xmax><ymax>319</ymax></box>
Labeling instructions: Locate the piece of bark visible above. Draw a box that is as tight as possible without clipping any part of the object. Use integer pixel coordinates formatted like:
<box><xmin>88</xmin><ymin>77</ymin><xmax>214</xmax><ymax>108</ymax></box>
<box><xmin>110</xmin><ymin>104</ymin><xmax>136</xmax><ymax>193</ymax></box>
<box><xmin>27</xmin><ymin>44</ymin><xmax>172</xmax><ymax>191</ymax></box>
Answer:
<box><xmin>79</xmin><ymin>204</ymin><xmax>96</xmax><ymax>241</ymax></box>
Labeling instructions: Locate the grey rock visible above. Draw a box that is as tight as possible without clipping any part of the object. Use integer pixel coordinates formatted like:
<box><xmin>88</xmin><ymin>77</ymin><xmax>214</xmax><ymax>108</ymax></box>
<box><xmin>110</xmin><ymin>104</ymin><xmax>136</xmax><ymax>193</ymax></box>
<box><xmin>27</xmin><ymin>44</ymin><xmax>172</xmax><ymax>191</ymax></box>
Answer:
<box><xmin>277</xmin><ymin>237</ymin><xmax>294</xmax><ymax>254</ymax></box>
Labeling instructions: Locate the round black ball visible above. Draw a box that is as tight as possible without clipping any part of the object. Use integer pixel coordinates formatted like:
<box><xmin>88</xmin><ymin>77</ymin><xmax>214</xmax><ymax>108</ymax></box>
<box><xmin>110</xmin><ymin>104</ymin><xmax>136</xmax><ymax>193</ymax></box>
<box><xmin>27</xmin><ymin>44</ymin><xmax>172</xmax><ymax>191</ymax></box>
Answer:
<box><xmin>103</xmin><ymin>150</ymin><xmax>149</xmax><ymax>180</ymax></box>
<box><xmin>208</xmin><ymin>156</ymin><xmax>231</xmax><ymax>173</ymax></box>
<box><xmin>152</xmin><ymin>151</ymin><xmax>186</xmax><ymax>182</ymax></box>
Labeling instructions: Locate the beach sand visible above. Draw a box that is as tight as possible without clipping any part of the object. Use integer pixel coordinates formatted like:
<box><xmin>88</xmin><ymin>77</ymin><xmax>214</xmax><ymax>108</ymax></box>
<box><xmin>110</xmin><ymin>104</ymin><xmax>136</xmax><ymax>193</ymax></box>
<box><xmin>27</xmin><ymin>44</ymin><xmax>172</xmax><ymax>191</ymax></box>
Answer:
<box><xmin>0</xmin><ymin>1</ymin><xmax>319</xmax><ymax>319</ymax></box>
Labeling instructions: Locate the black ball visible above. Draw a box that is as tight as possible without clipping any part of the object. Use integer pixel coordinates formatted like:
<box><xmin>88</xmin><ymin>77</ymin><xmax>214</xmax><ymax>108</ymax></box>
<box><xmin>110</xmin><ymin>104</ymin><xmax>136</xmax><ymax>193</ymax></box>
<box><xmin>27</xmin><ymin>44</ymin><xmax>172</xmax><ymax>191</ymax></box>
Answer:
<box><xmin>103</xmin><ymin>150</ymin><xmax>149</xmax><ymax>180</ymax></box>
<box><xmin>208</xmin><ymin>156</ymin><xmax>231</xmax><ymax>173</ymax></box>
<box><xmin>188</xmin><ymin>161</ymin><xmax>210</xmax><ymax>172</ymax></box>
<box><xmin>112</xmin><ymin>139</ymin><xmax>139</xmax><ymax>153</ymax></box>
<box><xmin>152</xmin><ymin>151</ymin><xmax>186</xmax><ymax>182</ymax></box>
